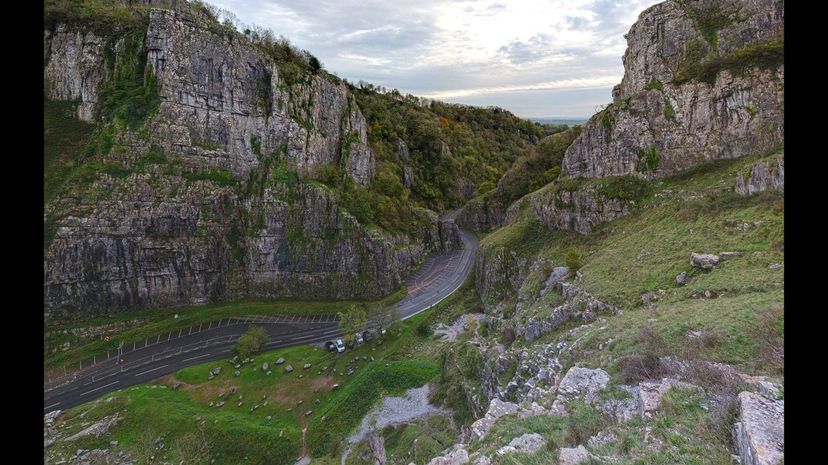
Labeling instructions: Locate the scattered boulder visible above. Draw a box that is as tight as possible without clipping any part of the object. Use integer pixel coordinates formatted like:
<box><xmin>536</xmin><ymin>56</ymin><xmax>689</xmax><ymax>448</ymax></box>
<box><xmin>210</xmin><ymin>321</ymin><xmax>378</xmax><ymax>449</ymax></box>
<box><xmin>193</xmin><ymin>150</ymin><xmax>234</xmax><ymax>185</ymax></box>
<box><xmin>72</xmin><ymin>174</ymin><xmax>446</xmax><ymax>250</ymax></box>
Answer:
<box><xmin>275</xmin><ymin>358</ymin><xmax>285</xmax><ymax>365</ymax></box>
<box><xmin>719</xmin><ymin>252</ymin><xmax>743</xmax><ymax>261</ymax></box>
<box><xmin>285</xmin><ymin>364</ymin><xmax>294</xmax><ymax>373</ymax></box>
<box><xmin>305</xmin><ymin>410</ymin><xmax>313</xmax><ymax>416</ymax></box>
<box><xmin>470</xmin><ymin>398</ymin><xmax>519</xmax><ymax>440</ymax></box>
<box><xmin>733</xmin><ymin>391</ymin><xmax>784</xmax><ymax>465</ymax></box>
<box><xmin>552</xmin><ymin>367</ymin><xmax>610</xmax><ymax>413</ymax></box>
<box><xmin>44</xmin><ymin>410</ymin><xmax>61</xmax><ymax>425</ymax></box>
<box><xmin>588</xmin><ymin>430</ymin><xmax>617</xmax><ymax>449</ymax></box>
<box><xmin>690</xmin><ymin>253</ymin><xmax>719</xmax><ymax>270</ymax></box>
<box><xmin>638</xmin><ymin>378</ymin><xmax>702</xmax><ymax>418</ymax></box>
<box><xmin>427</xmin><ymin>444</ymin><xmax>469</xmax><ymax>465</ymax></box>
<box><xmin>768</xmin><ymin>262</ymin><xmax>782</xmax><ymax>270</ymax></box>
<box><xmin>211</xmin><ymin>367</ymin><xmax>221</xmax><ymax>376</ymax></box>
<box><xmin>66</xmin><ymin>414</ymin><xmax>122</xmax><ymax>441</ymax></box>
<box><xmin>641</xmin><ymin>290</ymin><xmax>666</xmax><ymax>305</ymax></box>
<box><xmin>331</xmin><ymin>384</ymin><xmax>340</xmax><ymax>390</ymax></box>
<box><xmin>557</xmin><ymin>445</ymin><xmax>592</xmax><ymax>465</ymax></box>
<box><xmin>262</xmin><ymin>362</ymin><xmax>269</xmax><ymax>371</ymax></box>
<box><xmin>303</xmin><ymin>363</ymin><xmax>312</xmax><ymax>369</ymax></box>
<box><xmin>676</xmin><ymin>271</ymin><xmax>690</xmax><ymax>286</ymax></box>
<box><xmin>234</xmin><ymin>370</ymin><xmax>240</xmax><ymax>377</ymax></box>
<box><xmin>495</xmin><ymin>433</ymin><xmax>545</xmax><ymax>455</ymax></box>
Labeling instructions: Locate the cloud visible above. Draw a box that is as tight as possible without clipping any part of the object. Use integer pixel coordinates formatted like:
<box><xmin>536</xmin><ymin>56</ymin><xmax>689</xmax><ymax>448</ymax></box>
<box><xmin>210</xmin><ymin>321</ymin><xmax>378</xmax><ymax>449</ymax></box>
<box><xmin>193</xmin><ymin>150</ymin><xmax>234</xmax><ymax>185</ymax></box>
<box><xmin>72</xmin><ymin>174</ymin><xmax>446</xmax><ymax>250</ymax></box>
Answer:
<box><xmin>206</xmin><ymin>0</ymin><xmax>662</xmax><ymax>117</ymax></box>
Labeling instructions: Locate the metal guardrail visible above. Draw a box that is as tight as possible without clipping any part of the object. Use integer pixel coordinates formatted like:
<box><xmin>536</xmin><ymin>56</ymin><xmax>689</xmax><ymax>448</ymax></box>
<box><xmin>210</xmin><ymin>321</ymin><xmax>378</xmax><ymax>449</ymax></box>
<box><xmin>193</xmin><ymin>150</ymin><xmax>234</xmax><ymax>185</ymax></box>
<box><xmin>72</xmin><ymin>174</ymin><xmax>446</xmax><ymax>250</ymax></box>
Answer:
<box><xmin>44</xmin><ymin>314</ymin><xmax>338</xmax><ymax>391</ymax></box>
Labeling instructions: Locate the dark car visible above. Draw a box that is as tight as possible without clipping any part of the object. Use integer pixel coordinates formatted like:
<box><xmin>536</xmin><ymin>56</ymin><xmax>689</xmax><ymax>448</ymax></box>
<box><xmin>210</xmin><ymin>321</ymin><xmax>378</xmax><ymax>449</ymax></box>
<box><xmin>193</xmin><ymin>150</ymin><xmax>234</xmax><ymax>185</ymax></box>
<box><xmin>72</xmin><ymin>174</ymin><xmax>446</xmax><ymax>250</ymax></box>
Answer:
<box><xmin>324</xmin><ymin>341</ymin><xmax>336</xmax><ymax>351</ymax></box>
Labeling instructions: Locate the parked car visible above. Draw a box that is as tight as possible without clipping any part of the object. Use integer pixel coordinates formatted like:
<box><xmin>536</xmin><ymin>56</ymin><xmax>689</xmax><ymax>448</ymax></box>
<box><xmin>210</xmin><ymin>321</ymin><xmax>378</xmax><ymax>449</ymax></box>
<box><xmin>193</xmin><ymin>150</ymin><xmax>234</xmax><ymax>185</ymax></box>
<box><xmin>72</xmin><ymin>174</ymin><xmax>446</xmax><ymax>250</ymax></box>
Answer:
<box><xmin>356</xmin><ymin>332</ymin><xmax>364</xmax><ymax>344</ymax></box>
<box><xmin>362</xmin><ymin>330</ymin><xmax>373</xmax><ymax>342</ymax></box>
<box><xmin>334</xmin><ymin>339</ymin><xmax>345</xmax><ymax>353</ymax></box>
<box><xmin>325</xmin><ymin>341</ymin><xmax>336</xmax><ymax>352</ymax></box>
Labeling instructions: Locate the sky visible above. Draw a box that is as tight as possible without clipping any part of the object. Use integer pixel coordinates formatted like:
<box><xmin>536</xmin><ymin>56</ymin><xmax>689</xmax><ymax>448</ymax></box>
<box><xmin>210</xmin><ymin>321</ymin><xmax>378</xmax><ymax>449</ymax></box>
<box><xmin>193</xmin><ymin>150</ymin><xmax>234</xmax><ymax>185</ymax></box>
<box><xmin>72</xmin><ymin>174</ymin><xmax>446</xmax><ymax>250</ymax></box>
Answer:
<box><xmin>206</xmin><ymin>0</ymin><xmax>662</xmax><ymax>119</ymax></box>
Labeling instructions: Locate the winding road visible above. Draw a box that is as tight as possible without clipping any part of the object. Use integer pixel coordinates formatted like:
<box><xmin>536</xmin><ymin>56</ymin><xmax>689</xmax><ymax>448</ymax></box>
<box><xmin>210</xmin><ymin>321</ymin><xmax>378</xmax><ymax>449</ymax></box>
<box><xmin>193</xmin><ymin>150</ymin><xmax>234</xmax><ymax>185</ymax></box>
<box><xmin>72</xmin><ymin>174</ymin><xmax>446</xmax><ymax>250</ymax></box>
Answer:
<box><xmin>43</xmin><ymin>227</ymin><xmax>478</xmax><ymax>414</ymax></box>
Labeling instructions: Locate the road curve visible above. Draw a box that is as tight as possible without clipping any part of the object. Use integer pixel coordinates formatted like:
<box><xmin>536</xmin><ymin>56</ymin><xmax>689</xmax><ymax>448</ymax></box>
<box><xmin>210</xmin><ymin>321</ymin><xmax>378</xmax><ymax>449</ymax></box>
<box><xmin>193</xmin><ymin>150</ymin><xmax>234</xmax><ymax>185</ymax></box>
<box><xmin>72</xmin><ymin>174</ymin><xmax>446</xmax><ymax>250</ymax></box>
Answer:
<box><xmin>44</xmin><ymin>227</ymin><xmax>479</xmax><ymax>414</ymax></box>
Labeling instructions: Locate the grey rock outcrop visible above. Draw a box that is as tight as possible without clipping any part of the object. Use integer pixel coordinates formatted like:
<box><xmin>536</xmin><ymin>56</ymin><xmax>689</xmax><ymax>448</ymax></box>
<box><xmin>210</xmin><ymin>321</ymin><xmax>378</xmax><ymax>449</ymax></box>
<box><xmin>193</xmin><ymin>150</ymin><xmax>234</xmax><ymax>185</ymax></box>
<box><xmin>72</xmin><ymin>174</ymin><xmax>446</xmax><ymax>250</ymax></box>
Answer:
<box><xmin>43</xmin><ymin>9</ymin><xmax>463</xmax><ymax>318</ymax></box>
<box><xmin>495</xmin><ymin>433</ymin><xmax>544</xmax><ymax>456</ymax></box>
<box><xmin>456</xmin><ymin>196</ymin><xmax>506</xmax><ymax>232</ymax></box>
<box><xmin>427</xmin><ymin>444</ymin><xmax>469</xmax><ymax>465</ymax></box>
<box><xmin>638</xmin><ymin>378</ymin><xmax>702</xmax><ymax>418</ymax></box>
<box><xmin>690</xmin><ymin>253</ymin><xmax>720</xmax><ymax>270</ymax></box>
<box><xmin>470</xmin><ymin>398</ymin><xmax>518</xmax><ymax>440</ymax></box>
<box><xmin>524</xmin><ymin>183</ymin><xmax>631</xmax><ymax>235</ymax></box>
<box><xmin>551</xmin><ymin>367</ymin><xmax>610</xmax><ymax>413</ymax></box>
<box><xmin>733</xmin><ymin>391</ymin><xmax>784</xmax><ymax>465</ymax></box>
<box><xmin>736</xmin><ymin>156</ymin><xmax>784</xmax><ymax>196</ymax></box>
<box><xmin>676</xmin><ymin>271</ymin><xmax>690</xmax><ymax>285</ymax></box>
<box><xmin>561</xmin><ymin>0</ymin><xmax>784</xmax><ymax>180</ymax></box>
<box><xmin>557</xmin><ymin>445</ymin><xmax>592</xmax><ymax>465</ymax></box>
<box><xmin>65</xmin><ymin>414</ymin><xmax>122</xmax><ymax>441</ymax></box>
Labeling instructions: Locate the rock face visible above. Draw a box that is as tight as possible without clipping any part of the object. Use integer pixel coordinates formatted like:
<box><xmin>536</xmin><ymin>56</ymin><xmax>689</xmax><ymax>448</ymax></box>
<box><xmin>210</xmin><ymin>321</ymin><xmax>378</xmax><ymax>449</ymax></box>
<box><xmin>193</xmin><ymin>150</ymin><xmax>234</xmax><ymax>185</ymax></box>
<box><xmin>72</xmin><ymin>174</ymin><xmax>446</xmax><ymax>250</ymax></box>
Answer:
<box><xmin>44</xmin><ymin>26</ymin><xmax>106</xmax><ymax>122</ymax></box>
<box><xmin>561</xmin><ymin>0</ymin><xmax>784</xmax><ymax>180</ymax></box>
<box><xmin>733</xmin><ymin>391</ymin><xmax>784</xmax><ymax>465</ymax></box>
<box><xmin>427</xmin><ymin>444</ymin><xmax>469</xmax><ymax>465</ymax></box>
<box><xmin>523</xmin><ymin>183</ymin><xmax>630</xmax><ymax>235</ymax></box>
<box><xmin>456</xmin><ymin>197</ymin><xmax>507</xmax><ymax>232</ymax></box>
<box><xmin>43</xmin><ymin>8</ymin><xmax>460</xmax><ymax>318</ymax></box>
<box><xmin>557</xmin><ymin>445</ymin><xmax>592</xmax><ymax>465</ymax></box>
<box><xmin>736</xmin><ymin>156</ymin><xmax>784</xmax><ymax>196</ymax></box>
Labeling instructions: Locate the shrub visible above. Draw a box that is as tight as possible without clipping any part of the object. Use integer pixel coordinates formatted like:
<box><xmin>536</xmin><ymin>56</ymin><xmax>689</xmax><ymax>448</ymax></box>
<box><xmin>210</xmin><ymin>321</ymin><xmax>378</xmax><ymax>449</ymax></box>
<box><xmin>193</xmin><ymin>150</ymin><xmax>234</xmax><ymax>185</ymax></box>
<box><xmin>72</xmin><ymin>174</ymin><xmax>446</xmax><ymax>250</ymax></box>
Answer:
<box><xmin>234</xmin><ymin>325</ymin><xmax>268</xmax><ymax>358</ymax></box>
<box><xmin>636</xmin><ymin>145</ymin><xmax>660</xmax><ymax>173</ymax></box>
<box><xmin>616</xmin><ymin>354</ymin><xmax>663</xmax><ymax>383</ymax></box>
<box><xmin>565</xmin><ymin>249</ymin><xmax>582</xmax><ymax>271</ymax></box>
<box><xmin>416</xmin><ymin>320</ymin><xmax>432</xmax><ymax>338</ymax></box>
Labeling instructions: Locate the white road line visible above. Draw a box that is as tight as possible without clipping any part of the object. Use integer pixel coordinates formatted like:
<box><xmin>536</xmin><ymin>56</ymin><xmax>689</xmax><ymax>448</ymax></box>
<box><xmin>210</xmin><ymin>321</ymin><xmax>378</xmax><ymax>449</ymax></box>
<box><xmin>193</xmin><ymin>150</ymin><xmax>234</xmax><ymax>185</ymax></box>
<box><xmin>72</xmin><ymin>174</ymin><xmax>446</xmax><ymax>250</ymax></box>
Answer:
<box><xmin>134</xmin><ymin>365</ymin><xmax>169</xmax><ymax>377</ymax></box>
<box><xmin>44</xmin><ymin>402</ymin><xmax>60</xmax><ymax>410</ymax></box>
<box><xmin>182</xmin><ymin>353</ymin><xmax>212</xmax><ymax>362</ymax></box>
<box><xmin>221</xmin><ymin>349</ymin><xmax>231</xmax><ymax>353</ymax></box>
<box><xmin>80</xmin><ymin>381</ymin><xmax>120</xmax><ymax>397</ymax></box>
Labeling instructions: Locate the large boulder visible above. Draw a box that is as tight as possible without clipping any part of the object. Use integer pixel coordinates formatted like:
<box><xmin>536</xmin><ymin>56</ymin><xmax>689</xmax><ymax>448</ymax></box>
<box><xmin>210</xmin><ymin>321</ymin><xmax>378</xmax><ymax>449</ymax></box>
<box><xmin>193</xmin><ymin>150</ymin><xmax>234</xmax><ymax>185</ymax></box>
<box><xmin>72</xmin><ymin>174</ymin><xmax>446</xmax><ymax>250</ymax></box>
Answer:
<box><xmin>733</xmin><ymin>391</ymin><xmax>784</xmax><ymax>465</ymax></box>
<box><xmin>690</xmin><ymin>253</ymin><xmax>720</xmax><ymax>270</ymax></box>
<box><xmin>470</xmin><ymin>398</ymin><xmax>519</xmax><ymax>440</ymax></box>
<box><xmin>551</xmin><ymin>367</ymin><xmax>610</xmax><ymax>413</ymax></box>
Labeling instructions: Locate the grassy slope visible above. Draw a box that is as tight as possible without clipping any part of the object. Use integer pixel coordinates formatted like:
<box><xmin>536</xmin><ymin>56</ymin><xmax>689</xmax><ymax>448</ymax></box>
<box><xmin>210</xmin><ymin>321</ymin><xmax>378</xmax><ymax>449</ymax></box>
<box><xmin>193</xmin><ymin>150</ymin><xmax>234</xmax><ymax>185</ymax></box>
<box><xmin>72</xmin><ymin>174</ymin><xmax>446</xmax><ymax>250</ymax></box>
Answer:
<box><xmin>480</xmin><ymin>152</ymin><xmax>783</xmax><ymax>374</ymax></box>
<box><xmin>47</xmin><ymin>281</ymin><xmax>484</xmax><ymax>465</ymax></box>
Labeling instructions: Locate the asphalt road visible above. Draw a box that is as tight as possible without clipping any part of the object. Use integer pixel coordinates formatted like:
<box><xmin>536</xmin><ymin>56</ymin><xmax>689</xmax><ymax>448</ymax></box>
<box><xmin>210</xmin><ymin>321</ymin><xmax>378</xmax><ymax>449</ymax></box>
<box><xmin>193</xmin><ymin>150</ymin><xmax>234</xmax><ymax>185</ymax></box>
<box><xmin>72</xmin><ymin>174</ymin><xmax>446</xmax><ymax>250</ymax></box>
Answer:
<box><xmin>44</xmin><ymin>227</ymin><xmax>479</xmax><ymax>414</ymax></box>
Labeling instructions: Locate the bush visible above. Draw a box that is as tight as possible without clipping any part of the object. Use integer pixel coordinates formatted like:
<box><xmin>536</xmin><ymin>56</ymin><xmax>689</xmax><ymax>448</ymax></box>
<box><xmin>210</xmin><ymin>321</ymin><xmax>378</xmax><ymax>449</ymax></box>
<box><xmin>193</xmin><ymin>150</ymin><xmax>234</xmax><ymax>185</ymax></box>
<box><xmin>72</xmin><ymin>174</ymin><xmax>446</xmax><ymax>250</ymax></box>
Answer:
<box><xmin>416</xmin><ymin>321</ymin><xmax>432</xmax><ymax>338</ymax></box>
<box><xmin>565</xmin><ymin>249</ymin><xmax>582</xmax><ymax>271</ymax></box>
<box><xmin>234</xmin><ymin>325</ymin><xmax>268</xmax><ymax>358</ymax></box>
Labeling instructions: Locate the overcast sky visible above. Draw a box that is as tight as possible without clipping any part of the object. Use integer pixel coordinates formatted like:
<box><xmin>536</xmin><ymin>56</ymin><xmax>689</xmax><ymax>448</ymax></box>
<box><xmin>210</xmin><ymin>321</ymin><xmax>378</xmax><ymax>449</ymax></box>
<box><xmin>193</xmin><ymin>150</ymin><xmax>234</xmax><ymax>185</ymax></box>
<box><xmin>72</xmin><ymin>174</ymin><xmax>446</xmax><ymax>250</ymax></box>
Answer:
<box><xmin>207</xmin><ymin>0</ymin><xmax>661</xmax><ymax>119</ymax></box>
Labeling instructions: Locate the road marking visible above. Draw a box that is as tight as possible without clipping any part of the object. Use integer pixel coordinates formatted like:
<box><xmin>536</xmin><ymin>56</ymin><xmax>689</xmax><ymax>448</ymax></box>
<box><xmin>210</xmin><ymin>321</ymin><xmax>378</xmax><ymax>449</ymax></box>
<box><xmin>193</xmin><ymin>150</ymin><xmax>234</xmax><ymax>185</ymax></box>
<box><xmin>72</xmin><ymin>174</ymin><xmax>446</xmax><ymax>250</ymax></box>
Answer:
<box><xmin>182</xmin><ymin>353</ymin><xmax>212</xmax><ymax>362</ymax></box>
<box><xmin>134</xmin><ymin>365</ymin><xmax>169</xmax><ymax>377</ymax></box>
<box><xmin>44</xmin><ymin>402</ymin><xmax>60</xmax><ymax>410</ymax></box>
<box><xmin>221</xmin><ymin>349</ymin><xmax>231</xmax><ymax>353</ymax></box>
<box><xmin>80</xmin><ymin>380</ymin><xmax>120</xmax><ymax>397</ymax></box>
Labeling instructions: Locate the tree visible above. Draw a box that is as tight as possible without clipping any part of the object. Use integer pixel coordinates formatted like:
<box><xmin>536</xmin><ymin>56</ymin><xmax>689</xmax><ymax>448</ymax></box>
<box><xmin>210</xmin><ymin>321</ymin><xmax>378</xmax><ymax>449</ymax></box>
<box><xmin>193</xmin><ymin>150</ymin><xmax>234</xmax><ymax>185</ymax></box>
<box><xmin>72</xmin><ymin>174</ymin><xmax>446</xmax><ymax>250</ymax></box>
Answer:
<box><xmin>338</xmin><ymin>304</ymin><xmax>367</xmax><ymax>344</ymax></box>
<box><xmin>234</xmin><ymin>325</ymin><xmax>268</xmax><ymax>358</ymax></box>
<box><xmin>370</xmin><ymin>304</ymin><xmax>400</xmax><ymax>332</ymax></box>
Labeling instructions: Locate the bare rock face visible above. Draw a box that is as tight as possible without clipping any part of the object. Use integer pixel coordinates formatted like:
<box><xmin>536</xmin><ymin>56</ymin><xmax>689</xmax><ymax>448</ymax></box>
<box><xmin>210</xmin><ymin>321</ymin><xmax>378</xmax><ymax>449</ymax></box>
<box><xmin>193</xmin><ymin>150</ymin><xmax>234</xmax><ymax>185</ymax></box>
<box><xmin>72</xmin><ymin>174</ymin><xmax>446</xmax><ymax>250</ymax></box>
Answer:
<box><xmin>736</xmin><ymin>156</ymin><xmax>784</xmax><ymax>196</ymax></box>
<box><xmin>510</xmin><ymin>181</ymin><xmax>628</xmax><ymax>236</ymax></box>
<box><xmin>733</xmin><ymin>391</ymin><xmax>784</xmax><ymax>465</ymax></box>
<box><xmin>44</xmin><ymin>25</ymin><xmax>106</xmax><ymax>122</ymax></box>
<box><xmin>42</xmin><ymin>9</ymin><xmax>462</xmax><ymax>318</ymax></box>
<box><xmin>456</xmin><ymin>197</ymin><xmax>506</xmax><ymax>232</ymax></box>
<box><xmin>561</xmin><ymin>0</ymin><xmax>784</xmax><ymax>180</ymax></box>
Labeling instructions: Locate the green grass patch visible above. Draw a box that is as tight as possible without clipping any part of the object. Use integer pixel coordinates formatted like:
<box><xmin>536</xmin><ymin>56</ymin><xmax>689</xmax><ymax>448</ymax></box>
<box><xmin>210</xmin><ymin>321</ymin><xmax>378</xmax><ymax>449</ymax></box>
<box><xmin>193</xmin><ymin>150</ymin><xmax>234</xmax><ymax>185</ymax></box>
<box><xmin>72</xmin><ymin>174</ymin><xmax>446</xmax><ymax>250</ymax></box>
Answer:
<box><xmin>307</xmin><ymin>359</ymin><xmax>440</xmax><ymax>456</ymax></box>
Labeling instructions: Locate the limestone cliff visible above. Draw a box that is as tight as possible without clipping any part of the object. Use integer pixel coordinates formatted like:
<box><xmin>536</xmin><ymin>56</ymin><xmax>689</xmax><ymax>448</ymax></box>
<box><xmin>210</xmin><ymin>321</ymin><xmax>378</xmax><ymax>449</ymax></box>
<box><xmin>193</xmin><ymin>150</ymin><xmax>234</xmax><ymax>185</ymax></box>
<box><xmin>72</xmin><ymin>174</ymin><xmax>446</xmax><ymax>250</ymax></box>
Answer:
<box><xmin>562</xmin><ymin>0</ymin><xmax>783</xmax><ymax>180</ymax></box>
<box><xmin>43</xmin><ymin>6</ymin><xmax>458</xmax><ymax>319</ymax></box>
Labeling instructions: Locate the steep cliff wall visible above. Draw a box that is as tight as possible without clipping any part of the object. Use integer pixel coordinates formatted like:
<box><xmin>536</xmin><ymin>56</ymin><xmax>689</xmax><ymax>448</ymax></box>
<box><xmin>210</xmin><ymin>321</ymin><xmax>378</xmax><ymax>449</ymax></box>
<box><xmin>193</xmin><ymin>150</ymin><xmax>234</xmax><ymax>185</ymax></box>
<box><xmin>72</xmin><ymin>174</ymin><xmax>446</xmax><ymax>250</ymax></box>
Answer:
<box><xmin>43</xmin><ymin>7</ymin><xmax>457</xmax><ymax>319</ymax></box>
<box><xmin>561</xmin><ymin>0</ymin><xmax>783</xmax><ymax>180</ymax></box>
